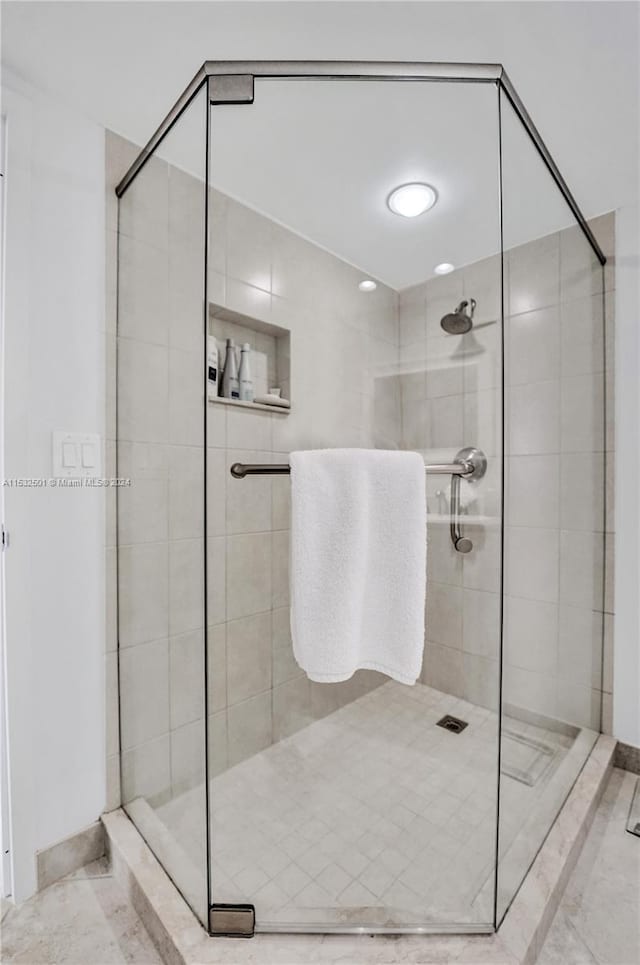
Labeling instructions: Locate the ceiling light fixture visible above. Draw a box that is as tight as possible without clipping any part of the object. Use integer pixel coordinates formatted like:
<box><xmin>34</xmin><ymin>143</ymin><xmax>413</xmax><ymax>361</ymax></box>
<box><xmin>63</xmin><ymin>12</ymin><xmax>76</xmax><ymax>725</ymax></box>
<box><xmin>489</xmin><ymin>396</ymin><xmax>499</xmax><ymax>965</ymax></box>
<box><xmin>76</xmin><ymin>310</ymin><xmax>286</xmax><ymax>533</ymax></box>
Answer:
<box><xmin>387</xmin><ymin>182</ymin><xmax>438</xmax><ymax>218</ymax></box>
<box><xmin>434</xmin><ymin>262</ymin><xmax>455</xmax><ymax>275</ymax></box>
<box><xmin>358</xmin><ymin>279</ymin><xmax>377</xmax><ymax>292</ymax></box>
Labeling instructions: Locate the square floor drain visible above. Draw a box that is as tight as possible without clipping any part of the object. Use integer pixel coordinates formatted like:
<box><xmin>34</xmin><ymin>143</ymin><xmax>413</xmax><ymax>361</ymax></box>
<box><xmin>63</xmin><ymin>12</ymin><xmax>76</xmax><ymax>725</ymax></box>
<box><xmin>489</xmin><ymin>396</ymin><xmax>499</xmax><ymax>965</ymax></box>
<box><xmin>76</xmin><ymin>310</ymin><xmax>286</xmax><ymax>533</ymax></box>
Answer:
<box><xmin>436</xmin><ymin>715</ymin><xmax>468</xmax><ymax>734</ymax></box>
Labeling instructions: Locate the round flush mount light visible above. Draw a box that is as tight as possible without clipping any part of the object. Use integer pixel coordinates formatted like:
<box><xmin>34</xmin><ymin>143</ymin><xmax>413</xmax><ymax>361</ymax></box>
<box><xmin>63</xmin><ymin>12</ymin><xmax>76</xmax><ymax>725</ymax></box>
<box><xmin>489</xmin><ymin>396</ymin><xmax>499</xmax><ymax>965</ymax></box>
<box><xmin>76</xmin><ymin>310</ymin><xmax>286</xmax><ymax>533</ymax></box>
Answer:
<box><xmin>434</xmin><ymin>262</ymin><xmax>455</xmax><ymax>275</ymax></box>
<box><xmin>387</xmin><ymin>182</ymin><xmax>438</xmax><ymax>218</ymax></box>
<box><xmin>358</xmin><ymin>279</ymin><xmax>377</xmax><ymax>292</ymax></box>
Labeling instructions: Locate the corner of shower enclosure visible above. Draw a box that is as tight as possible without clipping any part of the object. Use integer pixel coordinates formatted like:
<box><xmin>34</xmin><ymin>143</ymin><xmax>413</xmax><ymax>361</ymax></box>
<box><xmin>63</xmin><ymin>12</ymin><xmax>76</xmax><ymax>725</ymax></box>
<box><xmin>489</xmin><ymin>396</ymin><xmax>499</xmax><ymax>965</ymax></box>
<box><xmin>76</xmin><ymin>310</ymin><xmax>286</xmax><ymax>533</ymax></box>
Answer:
<box><xmin>114</xmin><ymin>60</ymin><xmax>607</xmax><ymax>942</ymax></box>
<box><xmin>495</xmin><ymin>77</ymin><xmax>607</xmax><ymax>927</ymax></box>
<box><xmin>115</xmin><ymin>78</ymin><xmax>211</xmax><ymax>929</ymax></box>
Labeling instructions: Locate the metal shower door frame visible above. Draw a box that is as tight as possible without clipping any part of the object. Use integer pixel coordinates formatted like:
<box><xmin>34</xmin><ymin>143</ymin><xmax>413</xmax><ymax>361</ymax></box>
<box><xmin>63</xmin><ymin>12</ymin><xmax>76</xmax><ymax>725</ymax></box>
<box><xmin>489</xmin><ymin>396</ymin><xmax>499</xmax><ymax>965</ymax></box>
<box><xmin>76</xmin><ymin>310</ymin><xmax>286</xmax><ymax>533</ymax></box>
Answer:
<box><xmin>115</xmin><ymin>60</ymin><xmax>605</xmax><ymax>267</ymax></box>
<box><xmin>115</xmin><ymin>60</ymin><xmax>606</xmax><ymax>939</ymax></box>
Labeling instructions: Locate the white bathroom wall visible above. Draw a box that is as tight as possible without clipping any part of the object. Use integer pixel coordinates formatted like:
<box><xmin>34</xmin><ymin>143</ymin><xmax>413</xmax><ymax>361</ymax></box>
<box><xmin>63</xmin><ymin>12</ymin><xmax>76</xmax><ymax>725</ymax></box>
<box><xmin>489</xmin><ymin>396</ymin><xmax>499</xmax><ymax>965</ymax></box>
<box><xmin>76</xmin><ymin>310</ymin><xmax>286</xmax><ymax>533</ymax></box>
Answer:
<box><xmin>613</xmin><ymin>202</ymin><xmax>640</xmax><ymax>748</ymax></box>
<box><xmin>1</xmin><ymin>70</ymin><xmax>106</xmax><ymax>900</ymax></box>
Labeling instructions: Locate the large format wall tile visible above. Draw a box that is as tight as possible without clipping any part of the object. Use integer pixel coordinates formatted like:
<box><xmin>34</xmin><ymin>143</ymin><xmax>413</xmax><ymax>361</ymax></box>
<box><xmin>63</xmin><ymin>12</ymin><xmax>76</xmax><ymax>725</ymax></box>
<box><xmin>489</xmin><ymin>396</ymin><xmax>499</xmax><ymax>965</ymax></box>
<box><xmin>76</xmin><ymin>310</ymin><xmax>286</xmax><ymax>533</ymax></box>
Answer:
<box><xmin>118</xmin><ymin>235</ymin><xmax>170</xmax><ymax>346</ymax></box>
<box><xmin>170</xmin><ymin>722</ymin><xmax>206</xmax><ymax>794</ymax></box>
<box><xmin>227</xmin><ymin>692</ymin><xmax>273</xmax><ymax>767</ymax></box>
<box><xmin>121</xmin><ymin>735</ymin><xmax>171</xmax><ymax>806</ymax></box>
<box><xmin>503</xmin><ymin>596</ymin><xmax>558</xmax><ymax>676</ymax></box>
<box><xmin>508</xmin><ymin>381</ymin><xmax>560</xmax><ymax>455</ymax></box>
<box><xmin>169</xmin><ymin>630</ymin><xmax>206</xmax><ymax>729</ymax></box>
<box><xmin>118</xmin><ymin>473</ymin><xmax>169</xmax><ymax>545</ymax></box>
<box><xmin>560</xmin><ymin>224</ymin><xmax>604</xmax><ymax>304</ymax></box>
<box><xmin>400</xmin><ymin>213</ymin><xmax>613</xmax><ymax>734</ymax></box>
<box><xmin>226</xmin><ymin>611</ymin><xmax>272</xmax><ymax>706</ymax></box>
<box><xmin>119</xmin><ymin>154</ymin><xmax>169</xmax><ymax>250</ymax></box>
<box><xmin>462</xmin><ymin>588</ymin><xmax>500</xmax><ymax>661</ymax></box>
<box><xmin>226</xmin><ymin>532</ymin><xmax>272</xmax><ymax>620</ymax></box>
<box><xmin>508</xmin><ymin>233</ymin><xmax>560</xmax><ymax>315</ymax></box>
<box><xmin>507</xmin><ymin>454</ymin><xmax>560</xmax><ymax>529</ymax></box>
<box><xmin>112</xmin><ymin>119</ymin><xmax>614</xmax><ymax>833</ymax></box>
<box><xmin>118</xmin><ymin>543</ymin><xmax>168</xmax><ymax>647</ymax></box>
<box><xmin>207</xmin><ymin>623</ymin><xmax>227</xmax><ymax>714</ymax></box>
<box><xmin>561</xmin><ymin>373</ymin><xmax>605</xmax><ymax>453</ymax></box>
<box><xmin>119</xmin><ymin>640</ymin><xmax>170</xmax><ymax>750</ymax></box>
<box><xmin>169</xmin><ymin>445</ymin><xmax>204</xmax><ymax>540</ymax></box>
<box><xmin>273</xmin><ymin>675</ymin><xmax>313</xmax><ymax>741</ymax></box>
<box><xmin>118</xmin><ymin>339</ymin><xmax>169</xmax><ymax>444</ymax></box>
<box><xmin>169</xmin><ymin>538</ymin><xmax>205</xmax><ymax>636</ymax></box>
<box><xmin>507</xmin><ymin>306</ymin><xmax>560</xmax><ymax>386</ymax></box>
<box><xmin>225</xmin><ymin>449</ymin><xmax>272</xmax><ymax>535</ymax></box>
<box><xmin>505</xmin><ymin>527</ymin><xmax>560</xmax><ymax>603</ymax></box>
<box><xmin>425</xmin><ymin>582</ymin><xmax>463</xmax><ymax>650</ymax></box>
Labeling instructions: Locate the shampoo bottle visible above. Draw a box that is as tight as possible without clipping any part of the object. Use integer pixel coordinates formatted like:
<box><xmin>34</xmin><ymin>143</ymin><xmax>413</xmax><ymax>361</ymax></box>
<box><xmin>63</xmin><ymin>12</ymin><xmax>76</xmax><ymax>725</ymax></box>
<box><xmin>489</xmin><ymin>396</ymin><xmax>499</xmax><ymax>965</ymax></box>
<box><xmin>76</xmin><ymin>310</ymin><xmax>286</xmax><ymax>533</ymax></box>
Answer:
<box><xmin>207</xmin><ymin>336</ymin><xmax>219</xmax><ymax>401</ymax></box>
<box><xmin>238</xmin><ymin>343</ymin><xmax>254</xmax><ymax>402</ymax></box>
<box><xmin>221</xmin><ymin>338</ymin><xmax>240</xmax><ymax>399</ymax></box>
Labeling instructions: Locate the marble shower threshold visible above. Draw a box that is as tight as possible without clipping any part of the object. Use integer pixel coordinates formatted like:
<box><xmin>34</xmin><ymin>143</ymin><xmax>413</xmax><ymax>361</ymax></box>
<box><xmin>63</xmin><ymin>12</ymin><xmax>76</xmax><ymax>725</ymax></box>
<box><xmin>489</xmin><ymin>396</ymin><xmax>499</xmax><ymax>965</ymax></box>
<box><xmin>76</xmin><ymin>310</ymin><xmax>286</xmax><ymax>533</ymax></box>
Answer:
<box><xmin>103</xmin><ymin>734</ymin><xmax>615</xmax><ymax>965</ymax></box>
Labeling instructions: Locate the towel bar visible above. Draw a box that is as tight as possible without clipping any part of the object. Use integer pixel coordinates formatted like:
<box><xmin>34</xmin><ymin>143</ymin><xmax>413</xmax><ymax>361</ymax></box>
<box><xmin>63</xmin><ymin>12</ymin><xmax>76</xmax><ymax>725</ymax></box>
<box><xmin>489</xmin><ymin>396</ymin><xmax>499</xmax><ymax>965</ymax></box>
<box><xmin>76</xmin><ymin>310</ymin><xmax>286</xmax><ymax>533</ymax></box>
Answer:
<box><xmin>230</xmin><ymin>448</ymin><xmax>487</xmax><ymax>481</ymax></box>
<box><xmin>229</xmin><ymin>448</ymin><xmax>487</xmax><ymax>556</ymax></box>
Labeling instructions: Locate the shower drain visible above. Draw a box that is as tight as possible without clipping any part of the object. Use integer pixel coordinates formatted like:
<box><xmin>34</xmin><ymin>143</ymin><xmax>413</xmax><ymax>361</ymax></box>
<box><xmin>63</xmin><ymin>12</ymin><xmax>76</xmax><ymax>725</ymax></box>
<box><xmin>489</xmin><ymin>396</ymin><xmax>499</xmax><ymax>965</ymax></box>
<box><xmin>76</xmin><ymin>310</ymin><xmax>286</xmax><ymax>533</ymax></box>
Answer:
<box><xmin>436</xmin><ymin>714</ymin><xmax>468</xmax><ymax>734</ymax></box>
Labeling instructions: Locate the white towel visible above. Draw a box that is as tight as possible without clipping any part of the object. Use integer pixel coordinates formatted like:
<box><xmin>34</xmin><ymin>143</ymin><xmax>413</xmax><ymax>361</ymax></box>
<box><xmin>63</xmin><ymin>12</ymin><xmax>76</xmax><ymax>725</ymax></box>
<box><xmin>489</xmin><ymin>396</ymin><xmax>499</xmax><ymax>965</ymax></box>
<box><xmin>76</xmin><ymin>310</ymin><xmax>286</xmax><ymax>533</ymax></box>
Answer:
<box><xmin>253</xmin><ymin>393</ymin><xmax>291</xmax><ymax>408</ymax></box>
<box><xmin>290</xmin><ymin>448</ymin><xmax>427</xmax><ymax>686</ymax></box>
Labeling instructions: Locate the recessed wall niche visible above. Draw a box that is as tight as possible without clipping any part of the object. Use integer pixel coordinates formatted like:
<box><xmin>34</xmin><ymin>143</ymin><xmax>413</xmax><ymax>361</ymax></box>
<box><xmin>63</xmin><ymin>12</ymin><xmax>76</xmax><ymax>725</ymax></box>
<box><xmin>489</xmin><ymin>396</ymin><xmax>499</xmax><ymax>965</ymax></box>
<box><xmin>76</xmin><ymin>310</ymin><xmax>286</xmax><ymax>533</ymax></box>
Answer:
<box><xmin>209</xmin><ymin>303</ymin><xmax>291</xmax><ymax>413</ymax></box>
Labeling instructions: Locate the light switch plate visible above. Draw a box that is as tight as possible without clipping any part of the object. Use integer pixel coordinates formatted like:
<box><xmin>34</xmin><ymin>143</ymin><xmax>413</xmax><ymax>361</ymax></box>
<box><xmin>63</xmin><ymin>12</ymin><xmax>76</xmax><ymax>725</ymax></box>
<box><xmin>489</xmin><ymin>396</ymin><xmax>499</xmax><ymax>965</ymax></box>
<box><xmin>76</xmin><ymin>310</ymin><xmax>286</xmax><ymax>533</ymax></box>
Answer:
<box><xmin>53</xmin><ymin>431</ymin><xmax>102</xmax><ymax>479</ymax></box>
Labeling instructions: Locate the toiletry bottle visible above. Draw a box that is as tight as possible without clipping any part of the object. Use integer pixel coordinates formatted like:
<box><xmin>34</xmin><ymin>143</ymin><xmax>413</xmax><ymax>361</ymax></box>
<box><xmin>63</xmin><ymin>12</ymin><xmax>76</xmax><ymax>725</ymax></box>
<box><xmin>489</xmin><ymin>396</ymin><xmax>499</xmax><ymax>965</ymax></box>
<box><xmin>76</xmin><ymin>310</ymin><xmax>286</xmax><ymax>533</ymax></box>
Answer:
<box><xmin>221</xmin><ymin>338</ymin><xmax>240</xmax><ymax>399</ymax></box>
<box><xmin>238</xmin><ymin>343</ymin><xmax>254</xmax><ymax>402</ymax></box>
<box><xmin>207</xmin><ymin>335</ymin><xmax>219</xmax><ymax>401</ymax></box>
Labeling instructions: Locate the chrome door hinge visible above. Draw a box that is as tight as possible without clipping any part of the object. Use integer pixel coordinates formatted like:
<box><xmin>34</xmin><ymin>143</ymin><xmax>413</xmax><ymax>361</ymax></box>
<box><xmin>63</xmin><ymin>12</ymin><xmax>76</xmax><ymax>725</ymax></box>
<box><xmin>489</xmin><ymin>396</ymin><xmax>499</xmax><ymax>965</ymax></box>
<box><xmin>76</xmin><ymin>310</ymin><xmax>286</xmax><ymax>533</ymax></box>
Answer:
<box><xmin>209</xmin><ymin>903</ymin><xmax>255</xmax><ymax>938</ymax></box>
<box><xmin>208</xmin><ymin>74</ymin><xmax>254</xmax><ymax>105</ymax></box>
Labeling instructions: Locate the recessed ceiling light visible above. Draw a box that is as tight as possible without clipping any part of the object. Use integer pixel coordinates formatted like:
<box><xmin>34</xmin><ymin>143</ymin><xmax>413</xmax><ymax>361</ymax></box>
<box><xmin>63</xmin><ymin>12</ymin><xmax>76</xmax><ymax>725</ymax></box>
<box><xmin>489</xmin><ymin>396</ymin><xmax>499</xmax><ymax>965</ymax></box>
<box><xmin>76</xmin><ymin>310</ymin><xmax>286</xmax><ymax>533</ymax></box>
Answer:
<box><xmin>387</xmin><ymin>182</ymin><xmax>438</xmax><ymax>218</ymax></box>
<box><xmin>434</xmin><ymin>262</ymin><xmax>455</xmax><ymax>275</ymax></box>
<box><xmin>358</xmin><ymin>279</ymin><xmax>377</xmax><ymax>292</ymax></box>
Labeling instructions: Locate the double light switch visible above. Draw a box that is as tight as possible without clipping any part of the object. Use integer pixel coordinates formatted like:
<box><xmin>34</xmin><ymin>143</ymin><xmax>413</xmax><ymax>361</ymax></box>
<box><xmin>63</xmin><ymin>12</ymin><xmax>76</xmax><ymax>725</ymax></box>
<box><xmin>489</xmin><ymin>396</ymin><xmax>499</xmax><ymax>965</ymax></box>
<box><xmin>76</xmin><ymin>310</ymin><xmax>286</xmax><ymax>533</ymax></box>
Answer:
<box><xmin>52</xmin><ymin>431</ymin><xmax>102</xmax><ymax>479</ymax></box>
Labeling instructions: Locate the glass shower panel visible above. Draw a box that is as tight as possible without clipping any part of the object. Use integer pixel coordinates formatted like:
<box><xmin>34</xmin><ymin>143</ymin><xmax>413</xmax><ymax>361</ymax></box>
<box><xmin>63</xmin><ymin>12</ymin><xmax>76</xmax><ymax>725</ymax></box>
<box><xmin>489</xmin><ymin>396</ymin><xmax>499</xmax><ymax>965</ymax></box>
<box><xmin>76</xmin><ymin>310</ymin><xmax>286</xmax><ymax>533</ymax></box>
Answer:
<box><xmin>117</xmin><ymin>85</ymin><xmax>209</xmax><ymax>925</ymax></box>
<box><xmin>497</xmin><ymin>89</ymin><xmax>606</xmax><ymax>923</ymax></box>
<box><xmin>206</xmin><ymin>78</ymin><xmax>503</xmax><ymax>932</ymax></box>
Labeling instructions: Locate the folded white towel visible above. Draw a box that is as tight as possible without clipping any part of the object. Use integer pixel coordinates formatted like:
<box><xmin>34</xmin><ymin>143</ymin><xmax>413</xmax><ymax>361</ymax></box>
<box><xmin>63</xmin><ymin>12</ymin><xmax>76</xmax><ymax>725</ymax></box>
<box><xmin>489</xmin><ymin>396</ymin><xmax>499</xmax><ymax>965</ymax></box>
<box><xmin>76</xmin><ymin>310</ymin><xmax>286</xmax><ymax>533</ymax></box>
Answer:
<box><xmin>253</xmin><ymin>393</ymin><xmax>291</xmax><ymax>408</ymax></box>
<box><xmin>290</xmin><ymin>448</ymin><xmax>426</xmax><ymax>686</ymax></box>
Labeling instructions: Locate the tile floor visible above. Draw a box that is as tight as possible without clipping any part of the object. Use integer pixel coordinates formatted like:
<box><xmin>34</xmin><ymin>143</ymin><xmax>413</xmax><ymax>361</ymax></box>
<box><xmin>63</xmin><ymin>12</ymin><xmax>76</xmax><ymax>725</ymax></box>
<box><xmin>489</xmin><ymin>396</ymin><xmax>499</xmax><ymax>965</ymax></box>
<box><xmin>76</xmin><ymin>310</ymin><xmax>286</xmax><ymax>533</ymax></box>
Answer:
<box><xmin>157</xmin><ymin>680</ymin><xmax>574</xmax><ymax>928</ymax></box>
<box><xmin>537</xmin><ymin>766</ymin><xmax>640</xmax><ymax>965</ymax></box>
<box><xmin>0</xmin><ymin>858</ymin><xmax>161</xmax><ymax>964</ymax></box>
<box><xmin>2</xmin><ymin>768</ymin><xmax>638</xmax><ymax>963</ymax></box>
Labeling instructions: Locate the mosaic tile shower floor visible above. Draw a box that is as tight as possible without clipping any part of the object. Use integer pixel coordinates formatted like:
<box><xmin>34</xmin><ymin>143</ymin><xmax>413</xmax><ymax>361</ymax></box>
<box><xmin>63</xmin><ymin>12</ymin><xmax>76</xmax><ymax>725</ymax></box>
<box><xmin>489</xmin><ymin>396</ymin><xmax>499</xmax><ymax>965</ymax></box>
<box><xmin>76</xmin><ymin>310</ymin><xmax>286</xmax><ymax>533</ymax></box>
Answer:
<box><xmin>156</xmin><ymin>680</ymin><xmax>574</xmax><ymax>928</ymax></box>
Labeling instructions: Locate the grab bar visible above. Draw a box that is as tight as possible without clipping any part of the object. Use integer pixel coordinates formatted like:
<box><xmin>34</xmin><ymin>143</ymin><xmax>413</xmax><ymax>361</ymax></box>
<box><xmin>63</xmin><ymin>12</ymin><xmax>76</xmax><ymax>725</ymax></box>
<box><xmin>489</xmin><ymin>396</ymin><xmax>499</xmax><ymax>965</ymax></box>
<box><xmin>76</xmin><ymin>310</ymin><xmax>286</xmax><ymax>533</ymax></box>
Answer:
<box><xmin>229</xmin><ymin>453</ymin><xmax>483</xmax><ymax>479</ymax></box>
<box><xmin>450</xmin><ymin>474</ymin><xmax>472</xmax><ymax>553</ymax></box>
<box><xmin>449</xmin><ymin>447</ymin><xmax>487</xmax><ymax>553</ymax></box>
<box><xmin>229</xmin><ymin>448</ymin><xmax>486</xmax><ymax>555</ymax></box>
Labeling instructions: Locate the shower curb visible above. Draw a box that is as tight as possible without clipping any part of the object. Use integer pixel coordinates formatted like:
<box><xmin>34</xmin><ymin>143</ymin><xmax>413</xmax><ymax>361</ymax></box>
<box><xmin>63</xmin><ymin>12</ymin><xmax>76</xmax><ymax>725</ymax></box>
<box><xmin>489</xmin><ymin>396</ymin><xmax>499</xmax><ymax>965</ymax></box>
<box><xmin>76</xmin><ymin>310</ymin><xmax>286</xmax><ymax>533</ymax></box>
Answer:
<box><xmin>103</xmin><ymin>734</ymin><xmax>615</xmax><ymax>965</ymax></box>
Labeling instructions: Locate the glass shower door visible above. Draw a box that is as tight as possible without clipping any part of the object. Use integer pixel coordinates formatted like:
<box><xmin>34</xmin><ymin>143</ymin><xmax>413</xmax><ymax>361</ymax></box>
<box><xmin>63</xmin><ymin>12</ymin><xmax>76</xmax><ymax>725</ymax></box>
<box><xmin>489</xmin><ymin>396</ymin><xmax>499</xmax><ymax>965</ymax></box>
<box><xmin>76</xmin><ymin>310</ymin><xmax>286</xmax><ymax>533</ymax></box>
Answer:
<box><xmin>205</xmin><ymin>74</ymin><xmax>504</xmax><ymax>934</ymax></box>
<box><xmin>496</xmin><ymin>87</ymin><xmax>606</xmax><ymax>923</ymax></box>
<box><xmin>117</xmin><ymin>85</ymin><xmax>209</xmax><ymax>926</ymax></box>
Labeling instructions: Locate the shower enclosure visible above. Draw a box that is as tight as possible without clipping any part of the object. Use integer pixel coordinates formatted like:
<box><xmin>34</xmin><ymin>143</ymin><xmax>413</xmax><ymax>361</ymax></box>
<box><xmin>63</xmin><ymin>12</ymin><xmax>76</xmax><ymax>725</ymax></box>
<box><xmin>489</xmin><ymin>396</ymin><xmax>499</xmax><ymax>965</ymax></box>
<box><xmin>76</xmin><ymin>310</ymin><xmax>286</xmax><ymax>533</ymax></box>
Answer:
<box><xmin>115</xmin><ymin>62</ymin><xmax>607</xmax><ymax>936</ymax></box>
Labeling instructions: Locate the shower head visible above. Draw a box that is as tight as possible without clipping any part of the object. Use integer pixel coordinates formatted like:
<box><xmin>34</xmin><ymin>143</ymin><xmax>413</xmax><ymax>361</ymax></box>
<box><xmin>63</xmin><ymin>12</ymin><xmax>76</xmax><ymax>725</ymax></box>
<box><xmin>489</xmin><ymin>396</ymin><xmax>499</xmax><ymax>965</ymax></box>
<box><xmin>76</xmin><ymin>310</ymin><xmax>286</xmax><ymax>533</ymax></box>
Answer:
<box><xmin>440</xmin><ymin>298</ymin><xmax>476</xmax><ymax>335</ymax></box>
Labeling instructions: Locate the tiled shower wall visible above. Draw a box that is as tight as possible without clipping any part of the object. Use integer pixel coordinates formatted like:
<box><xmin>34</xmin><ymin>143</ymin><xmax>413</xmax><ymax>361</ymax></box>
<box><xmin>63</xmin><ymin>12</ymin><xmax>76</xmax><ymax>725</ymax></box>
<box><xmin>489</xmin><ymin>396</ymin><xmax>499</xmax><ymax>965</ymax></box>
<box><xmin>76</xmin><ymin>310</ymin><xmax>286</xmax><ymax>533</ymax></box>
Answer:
<box><xmin>398</xmin><ymin>254</ymin><xmax>503</xmax><ymax>716</ymax></box>
<box><xmin>106</xmin><ymin>125</ymin><xmax>615</xmax><ymax>815</ymax></box>
<box><xmin>204</xmin><ymin>185</ymin><xmax>399</xmax><ymax>779</ymax></box>
<box><xmin>398</xmin><ymin>213</ymin><xmax>615</xmax><ymax>732</ymax></box>
<box><xmin>105</xmin><ymin>131</ymin><xmax>399</xmax><ymax>809</ymax></box>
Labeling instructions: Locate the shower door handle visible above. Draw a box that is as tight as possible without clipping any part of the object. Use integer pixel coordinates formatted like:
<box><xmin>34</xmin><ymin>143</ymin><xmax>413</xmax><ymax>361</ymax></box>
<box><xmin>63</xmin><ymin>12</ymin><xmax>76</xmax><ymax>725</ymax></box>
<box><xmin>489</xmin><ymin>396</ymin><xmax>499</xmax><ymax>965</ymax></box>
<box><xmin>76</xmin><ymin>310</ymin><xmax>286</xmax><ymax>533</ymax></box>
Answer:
<box><xmin>448</xmin><ymin>447</ymin><xmax>487</xmax><ymax>554</ymax></box>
